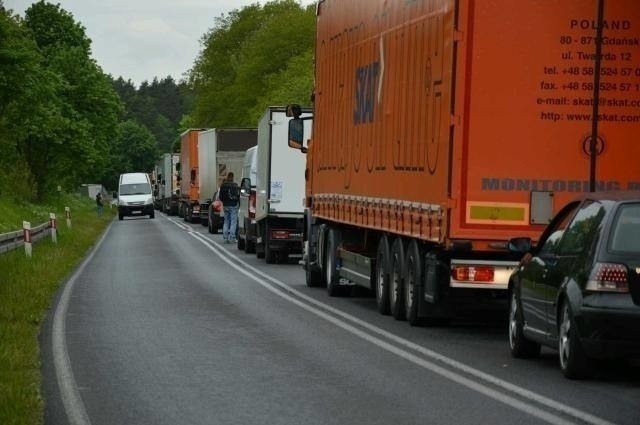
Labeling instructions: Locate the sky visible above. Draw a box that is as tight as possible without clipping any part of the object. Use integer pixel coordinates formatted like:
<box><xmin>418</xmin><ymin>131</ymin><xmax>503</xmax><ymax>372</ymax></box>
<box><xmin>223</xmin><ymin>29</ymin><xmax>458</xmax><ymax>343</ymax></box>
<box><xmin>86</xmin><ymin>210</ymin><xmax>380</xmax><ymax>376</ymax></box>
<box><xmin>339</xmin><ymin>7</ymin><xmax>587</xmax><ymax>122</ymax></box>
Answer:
<box><xmin>4</xmin><ymin>0</ymin><xmax>316</xmax><ymax>86</ymax></box>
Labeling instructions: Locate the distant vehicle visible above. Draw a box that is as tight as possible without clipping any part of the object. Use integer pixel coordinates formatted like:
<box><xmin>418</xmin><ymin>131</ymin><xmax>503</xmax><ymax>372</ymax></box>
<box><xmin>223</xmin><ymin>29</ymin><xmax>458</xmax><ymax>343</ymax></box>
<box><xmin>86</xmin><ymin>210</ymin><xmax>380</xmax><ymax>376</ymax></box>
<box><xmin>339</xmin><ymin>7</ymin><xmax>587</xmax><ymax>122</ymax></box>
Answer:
<box><xmin>117</xmin><ymin>172</ymin><xmax>154</xmax><ymax>220</ymax></box>
<box><xmin>238</xmin><ymin>146</ymin><xmax>258</xmax><ymax>252</ymax></box>
<box><xmin>507</xmin><ymin>191</ymin><xmax>640</xmax><ymax>379</ymax></box>
<box><xmin>254</xmin><ymin>106</ymin><xmax>310</xmax><ymax>263</ymax></box>
<box><xmin>154</xmin><ymin>153</ymin><xmax>180</xmax><ymax>215</ymax></box>
<box><xmin>197</xmin><ymin>128</ymin><xmax>257</xmax><ymax>229</ymax></box>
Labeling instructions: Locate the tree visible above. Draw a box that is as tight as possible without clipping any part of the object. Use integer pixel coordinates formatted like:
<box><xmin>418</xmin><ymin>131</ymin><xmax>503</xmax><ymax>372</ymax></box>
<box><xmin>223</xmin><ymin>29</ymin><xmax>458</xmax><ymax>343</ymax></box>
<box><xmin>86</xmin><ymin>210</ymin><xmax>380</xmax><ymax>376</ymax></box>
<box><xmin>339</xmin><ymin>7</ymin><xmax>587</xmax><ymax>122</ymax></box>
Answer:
<box><xmin>22</xmin><ymin>1</ymin><xmax>122</xmax><ymax>197</ymax></box>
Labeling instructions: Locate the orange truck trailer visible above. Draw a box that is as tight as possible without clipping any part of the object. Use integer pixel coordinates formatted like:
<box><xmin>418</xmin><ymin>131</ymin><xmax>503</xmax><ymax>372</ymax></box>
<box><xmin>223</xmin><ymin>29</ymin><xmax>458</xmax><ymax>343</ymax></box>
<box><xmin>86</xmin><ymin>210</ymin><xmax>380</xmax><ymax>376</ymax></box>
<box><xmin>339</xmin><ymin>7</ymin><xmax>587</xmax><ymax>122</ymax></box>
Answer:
<box><xmin>288</xmin><ymin>0</ymin><xmax>640</xmax><ymax>324</ymax></box>
<box><xmin>178</xmin><ymin>128</ymin><xmax>207</xmax><ymax>221</ymax></box>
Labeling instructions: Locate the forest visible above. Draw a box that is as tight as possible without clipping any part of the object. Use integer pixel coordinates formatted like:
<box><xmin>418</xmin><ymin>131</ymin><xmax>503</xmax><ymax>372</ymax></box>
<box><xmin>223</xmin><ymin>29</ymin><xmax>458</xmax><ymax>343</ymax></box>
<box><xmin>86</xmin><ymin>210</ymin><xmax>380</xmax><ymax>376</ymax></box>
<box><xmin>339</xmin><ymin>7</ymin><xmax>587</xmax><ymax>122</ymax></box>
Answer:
<box><xmin>0</xmin><ymin>0</ymin><xmax>314</xmax><ymax>200</ymax></box>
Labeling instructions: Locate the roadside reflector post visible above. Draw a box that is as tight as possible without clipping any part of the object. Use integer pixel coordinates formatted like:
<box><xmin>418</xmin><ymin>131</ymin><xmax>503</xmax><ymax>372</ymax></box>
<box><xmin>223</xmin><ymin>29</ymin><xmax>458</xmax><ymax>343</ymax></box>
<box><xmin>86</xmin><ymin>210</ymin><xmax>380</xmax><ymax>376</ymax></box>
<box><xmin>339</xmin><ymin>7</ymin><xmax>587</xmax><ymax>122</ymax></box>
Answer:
<box><xmin>23</xmin><ymin>221</ymin><xmax>32</xmax><ymax>257</ymax></box>
<box><xmin>50</xmin><ymin>213</ymin><xmax>57</xmax><ymax>243</ymax></box>
<box><xmin>65</xmin><ymin>207</ymin><xmax>71</xmax><ymax>228</ymax></box>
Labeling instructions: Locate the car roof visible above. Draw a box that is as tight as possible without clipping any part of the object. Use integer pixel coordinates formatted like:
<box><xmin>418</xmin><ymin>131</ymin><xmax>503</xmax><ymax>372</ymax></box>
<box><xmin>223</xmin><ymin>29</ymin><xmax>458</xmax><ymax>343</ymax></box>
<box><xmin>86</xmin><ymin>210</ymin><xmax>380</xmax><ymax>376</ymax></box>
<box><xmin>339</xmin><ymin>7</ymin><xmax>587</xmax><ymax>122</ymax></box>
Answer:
<box><xmin>572</xmin><ymin>190</ymin><xmax>640</xmax><ymax>203</ymax></box>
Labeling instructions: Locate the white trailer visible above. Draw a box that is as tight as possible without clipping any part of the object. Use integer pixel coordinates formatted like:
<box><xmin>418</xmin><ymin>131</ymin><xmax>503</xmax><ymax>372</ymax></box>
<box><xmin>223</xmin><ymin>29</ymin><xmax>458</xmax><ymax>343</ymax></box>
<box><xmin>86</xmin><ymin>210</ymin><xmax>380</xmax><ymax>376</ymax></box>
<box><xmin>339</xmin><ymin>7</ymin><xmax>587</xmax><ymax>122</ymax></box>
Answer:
<box><xmin>197</xmin><ymin>129</ymin><xmax>258</xmax><ymax>231</ymax></box>
<box><xmin>254</xmin><ymin>106</ymin><xmax>312</xmax><ymax>263</ymax></box>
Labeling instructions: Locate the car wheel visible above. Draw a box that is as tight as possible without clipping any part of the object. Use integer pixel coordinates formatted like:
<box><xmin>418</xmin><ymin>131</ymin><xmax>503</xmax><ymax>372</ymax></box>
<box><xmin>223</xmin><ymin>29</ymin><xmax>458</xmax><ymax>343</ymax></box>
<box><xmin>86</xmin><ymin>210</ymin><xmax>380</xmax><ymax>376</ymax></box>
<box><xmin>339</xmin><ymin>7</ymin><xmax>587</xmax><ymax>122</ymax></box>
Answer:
<box><xmin>390</xmin><ymin>238</ymin><xmax>406</xmax><ymax>321</ymax></box>
<box><xmin>559</xmin><ymin>300</ymin><xmax>591</xmax><ymax>379</ymax></box>
<box><xmin>375</xmin><ymin>235</ymin><xmax>391</xmax><ymax>315</ymax></box>
<box><xmin>325</xmin><ymin>228</ymin><xmax>344</xmax><ymax>297</ymax></box>
<box><xmin>508</xmin><ymin>287</ymin><xmax>541</xmax><ymax>358</ymax></box>
<box><xmin>404</xmin><ymin>240</ymin><xmax>422</xmax><ymax>326</ymax></box>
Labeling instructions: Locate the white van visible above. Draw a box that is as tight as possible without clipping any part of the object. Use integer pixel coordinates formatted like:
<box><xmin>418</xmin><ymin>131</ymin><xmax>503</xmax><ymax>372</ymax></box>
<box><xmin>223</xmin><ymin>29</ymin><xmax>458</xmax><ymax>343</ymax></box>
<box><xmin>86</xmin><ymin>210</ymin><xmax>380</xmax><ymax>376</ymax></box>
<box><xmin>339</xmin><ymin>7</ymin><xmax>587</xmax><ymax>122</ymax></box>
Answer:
<box><xmin>238</xmin><ymin>146</ymin><xmax>258</xmax><ymax>252</ymax></box>
<box><xmin>117</xmin><ymin>172</ymin><xmax>155</xmax><ymax>220</ymax></box>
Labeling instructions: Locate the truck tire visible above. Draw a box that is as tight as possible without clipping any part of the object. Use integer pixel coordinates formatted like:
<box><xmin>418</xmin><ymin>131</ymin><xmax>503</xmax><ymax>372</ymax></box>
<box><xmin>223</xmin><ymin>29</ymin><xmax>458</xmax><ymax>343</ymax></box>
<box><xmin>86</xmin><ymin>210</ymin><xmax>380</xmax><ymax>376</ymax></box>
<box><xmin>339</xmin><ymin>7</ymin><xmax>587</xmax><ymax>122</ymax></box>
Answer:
<box><xmin>149</xmin><ymin>211</ymin><xmax>155</xmax><ymax>219</ymax></box>
<box><xmin>237</xmin><ymin>236</ymin><xmax>245</xmax><ymax>250</ymax></box>
<box><xmin>245</xmin><ymin>219</ymin><xmax>256</xmax><ymax>253</ymax></box>
<box><xmin>119</xmin><ymin>214</ymin><xmax>123</xmax><ymax>221</ymax></box>
<box><xmin>404</xmin><ymin>240</ymin><xmax>422</xmax><ymax>326</ymax></box>
<box><xmin>325</xmin><ymin>228</ymin><xmax>344</xmax><ymax>296</ymax></box>
<box><xmin>390</xmin><ymin>238</ymin><xmax>406</xmax><ymax>321</ymax></box>
<box><xmin>375</xmin><ymin>235</ymin><xmax>391</xmax><ymax>315</ymax></box>
<box><xmin>265</xmin><ymin>223</ymin><xmax>277</xmax><ymax>263</ymax></box>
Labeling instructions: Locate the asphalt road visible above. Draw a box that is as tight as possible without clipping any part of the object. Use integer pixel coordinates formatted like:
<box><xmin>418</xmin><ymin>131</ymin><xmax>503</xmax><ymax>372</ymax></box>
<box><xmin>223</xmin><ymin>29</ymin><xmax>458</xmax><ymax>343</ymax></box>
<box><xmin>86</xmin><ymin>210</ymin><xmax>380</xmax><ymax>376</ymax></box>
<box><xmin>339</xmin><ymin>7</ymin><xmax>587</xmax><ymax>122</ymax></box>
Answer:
<box><xmin>41</xmin><ymin>213</ymin><xmax>640</xmax><ymax>425</ymax></box>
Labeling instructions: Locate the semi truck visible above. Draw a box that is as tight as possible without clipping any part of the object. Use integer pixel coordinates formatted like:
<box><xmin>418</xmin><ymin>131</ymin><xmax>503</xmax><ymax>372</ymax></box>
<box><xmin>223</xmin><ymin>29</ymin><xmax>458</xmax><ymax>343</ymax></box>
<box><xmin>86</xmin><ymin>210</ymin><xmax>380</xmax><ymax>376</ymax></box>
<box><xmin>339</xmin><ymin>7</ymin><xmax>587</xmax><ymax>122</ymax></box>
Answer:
<box><xmin>197</xmin><ymin>128</ymin><xmax>257</xmax><ymax>230</ymax></box>
<box><xmin>155</xmin><ymin>153</ymin><xmax>180</xmax><ymax>215</ymax></box>
<box><xmin>246</xmin><ymin>106</ymin><xmax>312</xmax><ymax>263</ymax></box>
<box><xmin>288</xmin><ymin>0</ymin><xmax>640</xmax><ymax>324</ymax></box>
<box><xmin>178</xmin><ymin>128</ymin><xmax>207</xmax><ymax>222</ymax></box>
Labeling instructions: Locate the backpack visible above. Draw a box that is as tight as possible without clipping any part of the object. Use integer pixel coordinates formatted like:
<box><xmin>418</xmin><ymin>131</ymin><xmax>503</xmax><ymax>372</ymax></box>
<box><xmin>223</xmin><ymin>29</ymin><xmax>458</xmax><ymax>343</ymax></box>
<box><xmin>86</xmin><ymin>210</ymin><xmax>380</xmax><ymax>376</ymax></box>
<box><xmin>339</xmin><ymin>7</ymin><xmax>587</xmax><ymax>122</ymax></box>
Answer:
<box><xmin>219</xmin><ymin>181</ymin><xmax>239</xmax><ymax>205</ymax></box>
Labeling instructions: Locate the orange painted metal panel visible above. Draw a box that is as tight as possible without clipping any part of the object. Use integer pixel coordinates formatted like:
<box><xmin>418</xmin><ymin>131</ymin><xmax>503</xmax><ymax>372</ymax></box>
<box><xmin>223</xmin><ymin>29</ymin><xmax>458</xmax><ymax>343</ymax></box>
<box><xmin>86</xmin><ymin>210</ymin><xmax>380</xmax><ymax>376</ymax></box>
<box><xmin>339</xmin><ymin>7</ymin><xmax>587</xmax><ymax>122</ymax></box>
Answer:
<box><xmin>310</xmin><ymin>0</ymin><xmax>640</xmax><ymax>246</ymax></box>
<box><xmin>453</xmin><ymin>0</ymin><xmax>640</xmax><ymax>243</ymax></box>
<box><xmin>180</xmin><ymin>129</ymin><xmax>201</xmax><ymax>202</ymax></box>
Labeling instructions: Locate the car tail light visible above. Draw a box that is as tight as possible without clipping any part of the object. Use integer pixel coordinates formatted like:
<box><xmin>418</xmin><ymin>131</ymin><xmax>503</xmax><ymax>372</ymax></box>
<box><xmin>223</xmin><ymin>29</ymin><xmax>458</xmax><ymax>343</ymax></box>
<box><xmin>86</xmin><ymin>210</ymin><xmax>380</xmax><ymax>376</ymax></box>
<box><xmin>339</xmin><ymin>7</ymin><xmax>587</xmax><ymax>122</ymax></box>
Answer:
<box><xmin>586</xmin><ymin>262</ymin><xmax>629</xmax><ymax>292</ymax></box>
<box><xmin>249</xmin><ymin>190</ymin><xmax>256</xmax><ymax>219</ymax></box>
<box><xmin>451</xmin><ymin>265</ymin><xmax>495</xmax><ymax>283</ymax></box>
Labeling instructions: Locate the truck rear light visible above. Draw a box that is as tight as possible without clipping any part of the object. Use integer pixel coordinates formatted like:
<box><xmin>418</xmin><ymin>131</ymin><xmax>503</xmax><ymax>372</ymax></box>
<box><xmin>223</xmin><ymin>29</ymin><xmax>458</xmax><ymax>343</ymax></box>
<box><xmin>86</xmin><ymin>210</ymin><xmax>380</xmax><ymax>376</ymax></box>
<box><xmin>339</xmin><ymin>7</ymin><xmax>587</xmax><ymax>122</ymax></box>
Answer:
<box><xmin>586</xmin><ymin>262</ymin><xmax>629</xmax><ymax>292</ymax></box>
<box><xmin>271</xmin><ymin>230</ymin><xmax>290</xmax><ymax>239</ymax></box>
<box><xmin>249</xmin><ymin>190</ymin><xmax>256</xmax><ymax>219</ymax></box>
<box><xmin>451</xmin><ymin>265</ymin><xmax>495</xmax><ymax>283</ymax></box>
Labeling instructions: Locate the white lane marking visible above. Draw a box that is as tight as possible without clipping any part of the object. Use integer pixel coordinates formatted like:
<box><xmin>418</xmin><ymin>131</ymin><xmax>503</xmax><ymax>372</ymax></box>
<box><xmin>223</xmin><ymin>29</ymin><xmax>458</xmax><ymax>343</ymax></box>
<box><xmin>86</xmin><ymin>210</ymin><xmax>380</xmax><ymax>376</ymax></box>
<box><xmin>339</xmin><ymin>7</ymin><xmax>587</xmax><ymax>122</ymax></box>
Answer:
<box><xmin>52</xmin><ymin>223</ymin><xmax>113</xmax><ymax>425</ymax></box>
<box><xmin>183</xmin><ymin>227</ymin><xmax>616</xmax><ymax>425</ymax></box>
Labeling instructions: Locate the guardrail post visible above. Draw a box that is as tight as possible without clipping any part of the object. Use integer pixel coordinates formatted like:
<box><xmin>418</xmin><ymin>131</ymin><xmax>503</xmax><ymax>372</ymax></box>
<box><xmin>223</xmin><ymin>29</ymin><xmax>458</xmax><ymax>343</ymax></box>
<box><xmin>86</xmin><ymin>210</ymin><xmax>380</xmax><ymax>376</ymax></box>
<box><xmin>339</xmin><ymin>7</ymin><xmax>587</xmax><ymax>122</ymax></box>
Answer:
<box><xmin>50</xmin><ymin>213</ymin><xmax>57</xmax><ymax>243</ymax></box>
<box><xmin>23</xmin><ymin>221</ymin><xmax>32</xmax><ymax>257</ymax></box>
<box><xmin>65</xmin><ymin>206</ymin><xmax>71</xmax><ymax>228</ymax></box>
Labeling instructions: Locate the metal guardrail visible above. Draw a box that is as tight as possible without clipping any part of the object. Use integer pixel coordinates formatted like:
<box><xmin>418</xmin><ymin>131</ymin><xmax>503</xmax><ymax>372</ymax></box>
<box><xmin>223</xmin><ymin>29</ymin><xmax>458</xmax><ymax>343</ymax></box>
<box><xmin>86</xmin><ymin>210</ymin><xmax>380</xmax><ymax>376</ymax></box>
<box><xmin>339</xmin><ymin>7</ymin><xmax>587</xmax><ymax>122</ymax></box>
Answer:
<box><xmin>0</xmin><ymin>221</ymin><xmax>53</xmax><ymax>255</ymax></box>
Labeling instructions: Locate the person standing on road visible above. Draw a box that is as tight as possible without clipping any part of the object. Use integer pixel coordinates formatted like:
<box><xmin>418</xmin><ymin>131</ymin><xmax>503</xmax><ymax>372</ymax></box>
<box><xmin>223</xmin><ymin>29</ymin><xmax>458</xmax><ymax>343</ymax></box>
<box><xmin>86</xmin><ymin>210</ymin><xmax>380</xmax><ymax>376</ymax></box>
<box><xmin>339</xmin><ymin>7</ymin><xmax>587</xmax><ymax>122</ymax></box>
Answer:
<box><xmin>218</xmin><ymin>172</ymin><xmax>240</xmax><ymax>243</ymax></box>
<box><xmin>96</xmin><ymin>192</ymin><xmax>104</xmax><ymax>216</ymax></box>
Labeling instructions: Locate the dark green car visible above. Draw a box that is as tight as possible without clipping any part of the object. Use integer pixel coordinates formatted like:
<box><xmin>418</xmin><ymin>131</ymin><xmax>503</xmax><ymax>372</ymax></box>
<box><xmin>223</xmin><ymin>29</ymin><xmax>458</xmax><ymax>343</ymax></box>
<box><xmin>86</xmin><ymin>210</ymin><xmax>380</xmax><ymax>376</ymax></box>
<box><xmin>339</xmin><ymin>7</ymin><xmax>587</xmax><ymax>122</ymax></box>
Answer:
<box><xmin>507</xmin><ymin>191</ymin><xmax>640</xmax><ymax>379</ymax></box>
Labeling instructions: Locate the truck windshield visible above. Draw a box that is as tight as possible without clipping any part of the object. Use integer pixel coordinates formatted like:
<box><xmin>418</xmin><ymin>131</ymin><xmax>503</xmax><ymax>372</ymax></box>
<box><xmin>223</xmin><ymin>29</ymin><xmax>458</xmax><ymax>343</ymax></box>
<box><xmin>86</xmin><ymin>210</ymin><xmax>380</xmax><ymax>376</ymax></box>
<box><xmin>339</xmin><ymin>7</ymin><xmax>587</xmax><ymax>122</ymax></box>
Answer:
<box><xmin>120</xmin><ymin>183</ymin><xmax>151</xmax><ymax>196</ymax></box>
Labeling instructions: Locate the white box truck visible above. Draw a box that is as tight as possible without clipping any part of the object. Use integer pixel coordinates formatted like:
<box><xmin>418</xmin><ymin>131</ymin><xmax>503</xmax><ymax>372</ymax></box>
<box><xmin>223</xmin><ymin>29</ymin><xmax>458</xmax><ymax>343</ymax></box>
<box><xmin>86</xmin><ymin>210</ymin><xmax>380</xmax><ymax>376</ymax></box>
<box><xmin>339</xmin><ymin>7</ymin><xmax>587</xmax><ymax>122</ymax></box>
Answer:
<box><xmin>238</xmin><ymin>146</ymin><xmax>258</xmax><ymax>252</ymax></box>
<box><xmin>197</xmin><ymin>129</ymin><xmax>258</xmax><ymax>231</ymax></box>
<box><xmin>253</xmin><ymin>106</ymin><xmax>312</xmax><ymax>263</ymax></box>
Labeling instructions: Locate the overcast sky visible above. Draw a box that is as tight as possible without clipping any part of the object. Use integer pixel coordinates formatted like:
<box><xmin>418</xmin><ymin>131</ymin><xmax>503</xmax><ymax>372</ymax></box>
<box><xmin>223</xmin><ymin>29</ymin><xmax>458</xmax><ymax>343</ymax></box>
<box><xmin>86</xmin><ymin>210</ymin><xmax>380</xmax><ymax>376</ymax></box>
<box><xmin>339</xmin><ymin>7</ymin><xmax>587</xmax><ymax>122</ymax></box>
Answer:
<box><xmin>5</xmin><ymin>0</ymin><xmax>316</xmax><ymax>86</ymax></box>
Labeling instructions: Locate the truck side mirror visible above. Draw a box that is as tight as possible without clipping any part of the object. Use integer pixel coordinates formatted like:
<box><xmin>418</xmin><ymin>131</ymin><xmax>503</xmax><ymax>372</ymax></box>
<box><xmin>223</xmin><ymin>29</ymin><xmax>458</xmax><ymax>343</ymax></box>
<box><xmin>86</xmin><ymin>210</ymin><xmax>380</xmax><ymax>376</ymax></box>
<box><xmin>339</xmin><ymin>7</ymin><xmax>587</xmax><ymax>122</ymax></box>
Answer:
<box><xmin>288</xmin><ymin>118</ymin><xmax>305</xmax><ymax>151</ymax></box>
<box><xmin>240</xmin><ymin>177</ymin><xmax>251</xmax><ymax>193</ymax></box>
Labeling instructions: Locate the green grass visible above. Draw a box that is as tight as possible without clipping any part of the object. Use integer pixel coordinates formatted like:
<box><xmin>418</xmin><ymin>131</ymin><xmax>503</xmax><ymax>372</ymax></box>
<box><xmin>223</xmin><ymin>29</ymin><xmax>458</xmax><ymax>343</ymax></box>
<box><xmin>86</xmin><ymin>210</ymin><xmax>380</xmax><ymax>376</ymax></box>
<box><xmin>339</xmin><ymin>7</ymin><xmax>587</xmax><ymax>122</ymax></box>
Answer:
<box><xmin>0</xmin><ymin>195</ymin><xmax>115</xmax><ymax>425</ymax></box>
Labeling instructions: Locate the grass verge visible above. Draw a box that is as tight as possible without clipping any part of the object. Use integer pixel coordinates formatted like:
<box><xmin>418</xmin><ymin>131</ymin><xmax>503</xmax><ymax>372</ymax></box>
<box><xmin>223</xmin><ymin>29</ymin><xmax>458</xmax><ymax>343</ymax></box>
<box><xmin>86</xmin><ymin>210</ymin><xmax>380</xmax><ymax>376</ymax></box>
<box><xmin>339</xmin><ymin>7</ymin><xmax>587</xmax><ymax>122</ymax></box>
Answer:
<box><xmin>0</xmin><ymin>195</ymin><xmax>116</xmax><ymax>425</ymax></box>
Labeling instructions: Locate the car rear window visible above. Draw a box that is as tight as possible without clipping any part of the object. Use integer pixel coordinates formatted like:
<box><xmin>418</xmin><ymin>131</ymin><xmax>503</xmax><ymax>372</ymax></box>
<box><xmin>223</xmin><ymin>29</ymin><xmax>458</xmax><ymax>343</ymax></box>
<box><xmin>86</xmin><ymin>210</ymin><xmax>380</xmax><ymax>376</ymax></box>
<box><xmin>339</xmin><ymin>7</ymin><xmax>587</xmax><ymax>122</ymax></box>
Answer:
<box><xmin>608</xmin><ymin>203</ymin><xmax>640</xmax><ymax>254</ymax></box>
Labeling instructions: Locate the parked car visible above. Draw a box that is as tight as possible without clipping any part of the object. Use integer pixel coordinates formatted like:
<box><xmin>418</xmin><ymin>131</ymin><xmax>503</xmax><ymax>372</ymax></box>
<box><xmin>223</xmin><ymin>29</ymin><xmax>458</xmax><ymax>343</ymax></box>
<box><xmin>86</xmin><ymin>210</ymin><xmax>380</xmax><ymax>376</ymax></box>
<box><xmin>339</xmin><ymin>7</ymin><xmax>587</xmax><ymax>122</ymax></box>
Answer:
<box><xmin>507</xmin><ymin>191</ymin><xmax>640</xmax><ymax>378</ymax></box>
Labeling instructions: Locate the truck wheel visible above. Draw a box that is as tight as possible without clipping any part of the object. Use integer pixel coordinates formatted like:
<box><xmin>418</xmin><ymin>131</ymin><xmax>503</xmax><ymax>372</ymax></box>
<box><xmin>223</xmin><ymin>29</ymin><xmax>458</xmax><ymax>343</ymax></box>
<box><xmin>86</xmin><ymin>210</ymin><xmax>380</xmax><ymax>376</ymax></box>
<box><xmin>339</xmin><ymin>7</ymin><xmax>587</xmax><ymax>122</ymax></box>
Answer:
<box><xmin>237</xmin><ymin>237</ymin><xmax>245</xmax><ymax>250</ymax></box>
<box><xmin>245</xmin><ymin>219</ymin><xmax>256</xmax><ymax>253</ymax></box>
<box><xmin>208</xmin><ymin>220</ymin><xmax>213</xmax><ymax>234</ymax></box>
<box><xmin>325</xmin><ymin>228</ymin><xmax>344</xmax><ymax>297</ymax></box>
<box><xmin>305</xmin><ymin>252</ymin><xmax>323</xmax><ymax>287</ymax></box>
<box><xmin>149</xmin><ymin>211</ymin><xmax>155</xmax><ymax>219</ymax></box>
<box><xmin>390</xmin><ymin>238</ymin><xmax>406</xmax><ymax>321</ymax></box>
<box><xmin>404</xmin><ymin>240</ymin><xmax>422</xmax><ymax>326</ymax></box>
<box><xmin>265</xmin><ymin>224</ymin><xmax>277</xmax><ymax>263</ymax></box>
<box><xmin>375</xmin><ymin>235</ymin><xmax>391</xmax><ymax>315</ymax></box>
<box><xmin>119</xmin><ymin>214</ymin><xmax>123</xmax><ymax>221</ymax></box>
<box><xmin>508</xmin><ymin>285</ymin><xmax>541</xmax><ymax>358</ymax></box>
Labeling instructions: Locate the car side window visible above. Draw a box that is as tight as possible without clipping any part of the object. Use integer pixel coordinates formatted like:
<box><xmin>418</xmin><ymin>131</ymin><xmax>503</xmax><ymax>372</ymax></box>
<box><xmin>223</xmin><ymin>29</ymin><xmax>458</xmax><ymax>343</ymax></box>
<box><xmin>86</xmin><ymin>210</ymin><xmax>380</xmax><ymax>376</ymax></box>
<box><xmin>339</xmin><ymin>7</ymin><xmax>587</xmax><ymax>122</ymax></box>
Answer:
<box><xmin>538</xmin><ymin>204</ymin><xmax>579</xmax><ymax>256</ymax></box>
<box><xmin>557</xmin><ymin>201</ymin><xmax>605</xmax><ymax>256</ymax></box>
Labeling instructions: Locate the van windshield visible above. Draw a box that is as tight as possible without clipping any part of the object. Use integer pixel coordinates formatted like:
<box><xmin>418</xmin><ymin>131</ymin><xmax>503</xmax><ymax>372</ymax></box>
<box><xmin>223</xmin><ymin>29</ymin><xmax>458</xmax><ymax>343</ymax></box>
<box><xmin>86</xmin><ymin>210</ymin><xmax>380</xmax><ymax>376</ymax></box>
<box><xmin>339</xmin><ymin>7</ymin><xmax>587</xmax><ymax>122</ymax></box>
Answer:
<box><xmin>120</xmin><ymin>183</ymin><xmax>151</xmax><ymax>196</ymax></box>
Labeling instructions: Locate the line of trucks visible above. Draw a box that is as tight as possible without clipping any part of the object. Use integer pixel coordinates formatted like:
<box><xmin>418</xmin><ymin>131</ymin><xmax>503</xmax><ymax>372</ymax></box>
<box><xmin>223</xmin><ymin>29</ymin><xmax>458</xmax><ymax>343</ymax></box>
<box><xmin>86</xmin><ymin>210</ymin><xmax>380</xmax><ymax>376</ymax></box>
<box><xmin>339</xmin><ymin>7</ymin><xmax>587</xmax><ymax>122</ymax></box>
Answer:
<box><xmin>152</xmin><ymin>0</ymin><xmax>639</xmax><ymax>327</ymax></box>
<box><xmin>152</xmin><ymin>107</ymin><xmax>309</xmax><ymax>261</ymax></box>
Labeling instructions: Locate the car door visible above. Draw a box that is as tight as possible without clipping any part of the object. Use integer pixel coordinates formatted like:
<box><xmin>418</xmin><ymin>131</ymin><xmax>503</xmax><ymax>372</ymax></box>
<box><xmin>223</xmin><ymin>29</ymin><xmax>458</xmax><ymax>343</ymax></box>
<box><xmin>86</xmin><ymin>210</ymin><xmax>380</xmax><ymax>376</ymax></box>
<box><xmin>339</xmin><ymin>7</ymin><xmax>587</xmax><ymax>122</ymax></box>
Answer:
<box><xmin>519</xmin><ymin>202</ymin><xmax>580</xmax><ymax>338</ymax></box>
<box><xmin>546</xmin><ymin>200</ymin><xmax>607</xmax><ymax>340</ymax></box>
